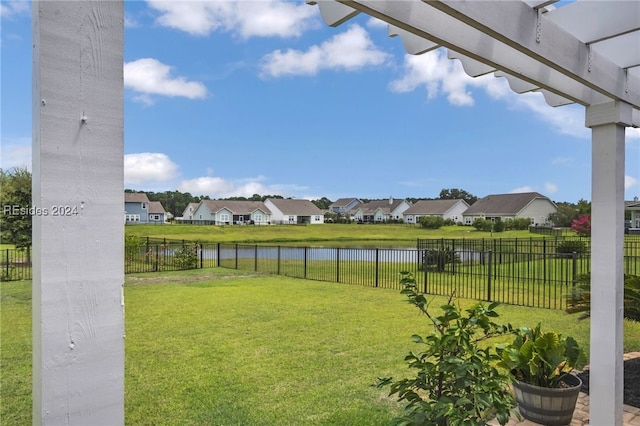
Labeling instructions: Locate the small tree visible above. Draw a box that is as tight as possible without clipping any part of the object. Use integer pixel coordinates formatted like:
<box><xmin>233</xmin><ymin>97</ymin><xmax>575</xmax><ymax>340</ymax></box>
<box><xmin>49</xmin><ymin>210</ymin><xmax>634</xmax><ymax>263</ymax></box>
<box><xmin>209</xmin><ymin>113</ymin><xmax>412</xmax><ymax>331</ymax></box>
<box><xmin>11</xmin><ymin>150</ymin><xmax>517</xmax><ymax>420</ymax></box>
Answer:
<box><xmin>570</xmin><ymin>214</ymin><xmax>591</xmax><ymax>237</ymax></box>
<box><xmin>0</xmin><ymin>167</ymin><xmax>32</xmax><ymax>249</ymax></box>
<box><xmin>377</xmin><ymin>273</ymin><xmax>517</xmax><ymax>425</ymax></box>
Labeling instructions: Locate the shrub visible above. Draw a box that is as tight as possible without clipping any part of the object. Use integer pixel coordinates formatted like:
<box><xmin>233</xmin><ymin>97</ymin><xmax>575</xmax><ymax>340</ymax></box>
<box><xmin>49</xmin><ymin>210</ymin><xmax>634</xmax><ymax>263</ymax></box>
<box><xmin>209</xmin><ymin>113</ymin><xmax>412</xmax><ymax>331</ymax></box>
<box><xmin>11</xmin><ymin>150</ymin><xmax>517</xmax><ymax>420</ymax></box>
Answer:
<box><xmin>174</xmin><ymin>243</ymin><xmax>199</xmax><ymax>270</ymax></box>
<box><xmin>566</xmin><ymin>274</ymin><xmax>640</xmax><ymax>321</ymax></box>
<box><xmin>421</xmin><ymin>248</ymin><xmax>460</xmax><ymax>272</ymax></box>
<box><xmin>472</xmin><ymin>218</ymin><xmax>493</xmax><ymax>232</ymax></box>
<box><xmin>503</xmin><ymin>218</ymin><xmax>531</xmax><ymax>230</ymax></box>
<box><xmin>555</xmin><ymin>239</ymin><xmax>588</xmax><ymax>255</ymax></box>
<box><xmin>419</xmin><ymin>216</ymin><xmax>445</xmax><ymax>229</ymax></box>
<box><xmin>493</xmin><ymin>218</ymin><xmax>505</xmax><ymax>233</ymax></box>
<box><xmin>377</xmin><ymin>273</ymin><xmax>517</xmax><ymax>426</ymax></box>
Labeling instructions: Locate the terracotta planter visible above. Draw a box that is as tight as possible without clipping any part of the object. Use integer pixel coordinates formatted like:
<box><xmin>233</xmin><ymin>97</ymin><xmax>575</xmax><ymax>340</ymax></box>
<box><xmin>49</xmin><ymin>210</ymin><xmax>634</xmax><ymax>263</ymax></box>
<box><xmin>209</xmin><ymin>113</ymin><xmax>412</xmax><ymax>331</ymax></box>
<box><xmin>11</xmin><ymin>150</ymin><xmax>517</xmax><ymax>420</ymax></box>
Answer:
<box><xmin>512</xmin><ymin>374</ymin><xmax>582</xmax><ymax>426</ymax></box>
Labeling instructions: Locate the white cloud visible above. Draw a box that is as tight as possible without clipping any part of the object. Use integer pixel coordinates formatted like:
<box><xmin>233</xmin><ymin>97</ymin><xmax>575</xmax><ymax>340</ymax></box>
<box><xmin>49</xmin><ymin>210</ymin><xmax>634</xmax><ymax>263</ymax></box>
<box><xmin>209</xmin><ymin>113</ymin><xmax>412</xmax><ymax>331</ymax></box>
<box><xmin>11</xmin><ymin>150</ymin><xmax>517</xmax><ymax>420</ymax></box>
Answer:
<box><xmin>0</xmin><ymin>137</ymin><xmax>31</xmax><ymax>171</ymax></box>
<box><xmin>389</xmin><ymin>49</ymin><xmax>592</xmax><ymax>138</ymax></box>
<box><xmin>124</xmin><ymin>58</ymin><xmax>208</xmax><ymax>104</ymax></box>
<box><xmin>260</xmin><ymin>24</ymin><xmax>390</xmax><ymax>78</ymax></box>
<box><xmin>544</xmin><ymin>182</ymin><xmax>558</xmax><ymax>194</ymax></box>
<box><xmin>124</xmin><ymin>153</ymin><xmax>180</xmax><ymax>185</ymax></box>
<box><xmin>0</xmin><ymin>0</ymin><xmax>29</xmax><ymax>18</ymax></box>
<box><xmin>146</xmin><ymin>0</ymin><xmax>318</xmax><ymax>38</ymax></box>
<box><xmin>626</xmin><ymin>175</ymin><xmax>639</xmax><ymax>190</ymax></box>
<box><xmin>389</xmin><ymin>50</ymin><xmax>509</xmax><ymax>107</ymax></box>
<box><xmin>178</xmin><ymin>173</ymin><xmax>308</xmax><ymax>198</ymax></box>
<box><xmin>628</xmin><ymin>128</ymin><xmax>640</xmax><ymax>139</ymax></box>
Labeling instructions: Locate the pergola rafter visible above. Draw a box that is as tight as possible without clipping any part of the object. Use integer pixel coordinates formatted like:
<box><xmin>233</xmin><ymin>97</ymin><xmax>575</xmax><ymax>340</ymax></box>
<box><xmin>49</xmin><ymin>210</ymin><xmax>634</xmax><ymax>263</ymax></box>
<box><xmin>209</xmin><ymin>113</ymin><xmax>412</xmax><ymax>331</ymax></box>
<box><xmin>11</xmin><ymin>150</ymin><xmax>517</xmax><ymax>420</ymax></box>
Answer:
<box><xmin>308</xmin><ymin>1</ymin><xmax>639</xmax><ymax>425</ymax></box>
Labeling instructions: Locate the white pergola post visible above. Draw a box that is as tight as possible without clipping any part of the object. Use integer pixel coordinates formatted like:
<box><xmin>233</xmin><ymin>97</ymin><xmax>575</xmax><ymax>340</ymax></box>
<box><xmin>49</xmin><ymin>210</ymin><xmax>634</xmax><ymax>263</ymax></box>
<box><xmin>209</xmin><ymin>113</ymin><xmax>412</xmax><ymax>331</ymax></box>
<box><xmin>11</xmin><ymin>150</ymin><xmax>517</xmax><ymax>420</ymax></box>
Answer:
<box><xmin>32</xmin><ymin>1</ymin><xmax>125</xmax><ymax>424</ymax></box>
<box><xmin>586</xmin><ymin>100</ymin><xmax>633</xmax><ymax>426</ymax></box>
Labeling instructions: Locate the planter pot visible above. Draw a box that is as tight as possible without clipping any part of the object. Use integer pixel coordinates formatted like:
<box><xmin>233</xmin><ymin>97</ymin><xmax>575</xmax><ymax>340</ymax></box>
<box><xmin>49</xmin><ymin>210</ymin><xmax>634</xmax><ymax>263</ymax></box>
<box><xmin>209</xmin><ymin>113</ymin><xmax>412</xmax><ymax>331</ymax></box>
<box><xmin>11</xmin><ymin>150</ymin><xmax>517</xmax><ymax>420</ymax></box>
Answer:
<box><xmin>512</xmin><ymin>374</ymin><xmax>582</xmax><ymax>426</ymax></box>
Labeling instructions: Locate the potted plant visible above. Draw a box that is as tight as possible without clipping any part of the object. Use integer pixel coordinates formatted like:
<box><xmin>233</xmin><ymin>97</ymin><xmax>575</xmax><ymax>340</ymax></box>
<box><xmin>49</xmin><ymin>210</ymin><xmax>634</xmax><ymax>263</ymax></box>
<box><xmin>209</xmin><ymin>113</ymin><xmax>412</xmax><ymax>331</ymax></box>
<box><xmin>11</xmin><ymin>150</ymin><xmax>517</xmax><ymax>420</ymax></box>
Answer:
<box><xmin>497</xmin><ymin>324</ymin><xmax>587</xmax><ymax>426</ymax></box>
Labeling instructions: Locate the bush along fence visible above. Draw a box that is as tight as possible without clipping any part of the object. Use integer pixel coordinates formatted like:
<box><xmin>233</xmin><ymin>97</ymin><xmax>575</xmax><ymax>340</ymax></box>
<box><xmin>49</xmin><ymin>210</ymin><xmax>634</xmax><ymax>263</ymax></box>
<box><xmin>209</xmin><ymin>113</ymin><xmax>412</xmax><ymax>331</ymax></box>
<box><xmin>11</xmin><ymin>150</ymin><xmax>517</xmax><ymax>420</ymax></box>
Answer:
<box><xmin>5</xmin><ymin>237</ymin><xmax>640</xmax><ymax>311</ymax></box>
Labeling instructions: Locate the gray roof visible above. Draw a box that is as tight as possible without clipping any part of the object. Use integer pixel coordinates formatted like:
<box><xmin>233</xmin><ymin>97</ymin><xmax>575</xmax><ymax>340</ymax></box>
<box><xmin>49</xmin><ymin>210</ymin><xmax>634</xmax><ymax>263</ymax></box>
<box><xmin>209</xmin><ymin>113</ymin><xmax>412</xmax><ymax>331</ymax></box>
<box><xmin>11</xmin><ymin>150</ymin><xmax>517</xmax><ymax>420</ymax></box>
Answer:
<box><xmin>403</xmin><ymin>199</ymin><xmax>469</xmax><ymax>215</ymax></box>
<box><xmin>463</xmin><ymin>192</ymin><xmax>552</xmax><ymax>215</ymax></box>
<box><xmin>267</xmin><ymin>198</ymin><xmax>323</xmax><ymax>215</ymax></box>
<box><xmin>201</xmin><ymin>200</ymin><xmax>271</xmax><ymax>215</ymax></box>
<box><xmin>357</xmin><ymin>199</ymin><xmax>407</xmax><ymax>215</ymax></box>
<box><xmin>329</xmin><ymin>198</ymin><xmax>360</xmax><ymax>208</ymax></box>
<box><xmin>148</xmin><ymin>201</ymin><xmax>166</xmax><ymax>214</ymax></box>
<box><xmin>124</xmin><ymin>192</ymin><xmax>150</xmax><ymax>203</ymax></box>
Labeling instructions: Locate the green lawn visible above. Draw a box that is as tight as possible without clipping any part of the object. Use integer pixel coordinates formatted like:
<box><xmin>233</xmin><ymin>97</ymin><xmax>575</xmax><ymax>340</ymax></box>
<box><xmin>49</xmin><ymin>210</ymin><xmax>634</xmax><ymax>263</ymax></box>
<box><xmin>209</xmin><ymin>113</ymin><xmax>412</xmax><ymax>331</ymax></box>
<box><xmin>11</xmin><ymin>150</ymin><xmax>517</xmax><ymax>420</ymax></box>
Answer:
<box><xmin>125</xmin><ymin>223</ymin><xmax>547</xmax><ymax>246</ymax></box>
<box><xmin>3</xmin><ymin>270</ymin><xmax>640</xmax><ymax>425</ymax></box>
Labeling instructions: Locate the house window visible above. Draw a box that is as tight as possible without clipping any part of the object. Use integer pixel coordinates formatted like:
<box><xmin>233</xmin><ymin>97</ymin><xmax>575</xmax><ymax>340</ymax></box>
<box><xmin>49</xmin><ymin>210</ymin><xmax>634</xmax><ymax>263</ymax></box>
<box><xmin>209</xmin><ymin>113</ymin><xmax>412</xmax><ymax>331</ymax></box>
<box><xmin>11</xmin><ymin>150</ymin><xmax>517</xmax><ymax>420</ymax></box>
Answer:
<box><xmin>315</xmin><ymin>216</ymin><xmax>321</xmax><ymax>222</ymax></box>
<box><xmin>142</xmin><ymin>203</ymin><xmax>147</xmax><ymax>209</ymax></box>
<box><xmin>288</xmin><ymin>216</ymin><xmax>295</xmax><ymax>222</ymax></box>
<box><xmin>255</xmin><ymin>214</ymin><xmax>263</xmax><ymax>222</ymax></box>
<box><xmin>126</xmin><ymin>214</ymin><xmax>140</xmax><ymax>222</ymax></box>
<box><xmin>220</xmin><ymin>213</ymin><xmax>230</xmax><ymax>222</ymax></box>
<box><xmin>151</xmin><ymin>215</ymin><xmax>160</xmax><ymax>221</ymax></box>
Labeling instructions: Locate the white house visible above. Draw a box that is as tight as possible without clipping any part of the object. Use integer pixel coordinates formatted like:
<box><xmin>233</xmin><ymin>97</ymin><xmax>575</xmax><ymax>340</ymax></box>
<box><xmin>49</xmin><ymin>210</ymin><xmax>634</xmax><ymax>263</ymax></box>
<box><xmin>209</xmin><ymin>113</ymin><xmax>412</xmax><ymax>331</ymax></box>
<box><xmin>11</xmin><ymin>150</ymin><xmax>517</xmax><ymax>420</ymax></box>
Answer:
<box><xmin>179</xmin><ymin>202</ymin><xmax>200</xmax><ymax>221</ymax></box>
<box><xmin>462</xmin><ymin>192</ymin><xmax>557</xmax><ymax>226</ymax></box>
<box><xmin>625</xmin><ymin>197</ymin><xmax>640</xmax><ymax>229</ymax></box>
<box><xmin>192</xmin><ymin>200</ymin><xmax>272</xmax><ymax>225</ymax></box>
<box><xmin>264</xmin><ymin>198</ymin><xmax>324</xmax><ymax>224</ymax></box>
<box><xmin>351</xmin><ymin>197</ymin><xmax>411</xmax><ymax>223</ymax></box>
<box><xmin>403</xmin><ymin>199</ymin><xmax>470</xmax><ymax>224</ymax></box>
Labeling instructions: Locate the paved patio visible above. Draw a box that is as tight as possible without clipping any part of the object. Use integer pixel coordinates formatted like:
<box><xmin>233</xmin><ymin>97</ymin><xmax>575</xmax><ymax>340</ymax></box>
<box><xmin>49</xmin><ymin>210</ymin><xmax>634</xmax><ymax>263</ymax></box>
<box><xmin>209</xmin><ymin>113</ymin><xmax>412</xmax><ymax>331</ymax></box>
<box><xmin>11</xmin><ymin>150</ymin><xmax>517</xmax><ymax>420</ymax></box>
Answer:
<box><xmin>489</xmin><ymin>352</ymin><xmax>640</xmax><ymax>426</ymax></box>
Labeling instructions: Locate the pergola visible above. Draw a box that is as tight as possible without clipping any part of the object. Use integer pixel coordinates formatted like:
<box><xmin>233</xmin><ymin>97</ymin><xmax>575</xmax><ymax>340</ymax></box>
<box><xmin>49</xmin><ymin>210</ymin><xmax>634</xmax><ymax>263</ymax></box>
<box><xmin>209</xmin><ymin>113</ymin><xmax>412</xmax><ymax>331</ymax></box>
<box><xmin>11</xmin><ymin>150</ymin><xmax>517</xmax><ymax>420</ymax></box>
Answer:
<box><xmin>31</xmin><ymin>1</ymin><xmax>638</xmax><ymax>425</ymax></box>
<box><xmin>306</xmin><ymin>1</ymin><xmax>638</xmax><ymax>424</ymax></box>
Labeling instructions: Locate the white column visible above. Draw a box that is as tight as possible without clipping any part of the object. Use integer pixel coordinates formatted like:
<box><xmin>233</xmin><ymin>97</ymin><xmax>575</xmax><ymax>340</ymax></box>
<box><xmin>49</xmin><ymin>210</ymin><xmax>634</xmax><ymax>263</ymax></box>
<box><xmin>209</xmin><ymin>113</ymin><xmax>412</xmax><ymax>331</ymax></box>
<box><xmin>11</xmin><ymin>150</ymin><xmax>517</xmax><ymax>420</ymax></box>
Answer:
<box><xmin>586</xmin><ymin>100</ymin><xmax>632</xmax><ymax>426</ymax></box>
<box><xmin>32</xmin><ymin>1</ymin><xmax>124</xmax><ymax>424</ymax></box>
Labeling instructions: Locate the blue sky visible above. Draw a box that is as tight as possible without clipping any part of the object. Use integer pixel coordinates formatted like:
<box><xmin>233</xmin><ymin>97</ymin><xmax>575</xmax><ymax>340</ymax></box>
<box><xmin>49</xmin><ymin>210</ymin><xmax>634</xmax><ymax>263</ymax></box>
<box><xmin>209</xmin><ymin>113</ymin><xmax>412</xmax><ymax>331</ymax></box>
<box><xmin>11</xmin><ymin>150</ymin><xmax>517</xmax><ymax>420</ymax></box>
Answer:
<box><xmin>2</xmin><ymin>0</ymin><xmax>639</xmax><ymax>204</ymax></box>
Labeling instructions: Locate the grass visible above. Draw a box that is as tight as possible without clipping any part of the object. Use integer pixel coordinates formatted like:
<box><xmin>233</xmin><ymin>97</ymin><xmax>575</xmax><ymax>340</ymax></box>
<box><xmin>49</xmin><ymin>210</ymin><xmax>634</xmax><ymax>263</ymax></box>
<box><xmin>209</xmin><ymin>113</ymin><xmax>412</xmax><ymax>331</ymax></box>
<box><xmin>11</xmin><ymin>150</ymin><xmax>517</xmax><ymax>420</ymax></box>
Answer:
<box><xmin>3</xmin><ymin>269</ymin><xmax>640</xmax><ymax>425</ymax></box>
<box><xmin>125</xmin><ymin>223</ymin><xmax>546</xmax><ymax>246</ymax></box>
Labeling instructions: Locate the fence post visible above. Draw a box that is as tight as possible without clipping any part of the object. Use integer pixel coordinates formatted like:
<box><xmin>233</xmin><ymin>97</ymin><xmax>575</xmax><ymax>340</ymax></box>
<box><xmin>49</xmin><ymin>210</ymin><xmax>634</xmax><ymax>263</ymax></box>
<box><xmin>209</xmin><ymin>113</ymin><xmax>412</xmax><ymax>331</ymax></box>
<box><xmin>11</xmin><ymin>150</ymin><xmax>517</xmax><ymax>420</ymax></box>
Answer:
<box><xmin>254</xmin><ymin>244</ymin><xmax>258</xmax><ymax>272</ymax></box>
<box><xmin>571</xmin><ymin>251</ymin><xmax>578</xmax><ymax>297</ymax></box>
<box><xmin>200</xmin><ymin>244</ymin><xmax>204</xmax><ymax>269</ymax></box>
<box><xmin>375</xmin><ymin>248</ymin><xmax>379</xmax><ymax>288</ymax></box>
<box><xmin>487</xmin><ymin>250</ymin><xmax>492</xmax><ymax>302</ymax></box>
<box><xmin>336</xmin><ymin>247</ymin><xmax>340</xmax><ymax>283</ymax></box>
<box><xmin>5</xmin><ymin>249</ymin><xmax>9</xmax><ymax>279</ymax></box>
<box><xmin>451</xmin><ymin>239</ymin><xmax>456</xmax><ymax>275</ymax></box>
<box><xmin>216</xmin><ymin>243</ymin><xmax>220</xmax><ymax>267</ymax></box>
<box><xmin>235</xmin><ymin>243</ymin><xmax>238</xmax><ymax>270</ymax></box>
<box><xmin>278</xmin><ymin>246</ymin><xmax>280</xmax><ymax>275</ymax></box>
<box><xmin>304</xmin><ymin>247</ymin><xmax>308</xmax><ymax>279</ymax></box>
<box><xmin>154</xmin><ymin>245</ymin><xmax>159</xmax><ymax>272</ymax></box>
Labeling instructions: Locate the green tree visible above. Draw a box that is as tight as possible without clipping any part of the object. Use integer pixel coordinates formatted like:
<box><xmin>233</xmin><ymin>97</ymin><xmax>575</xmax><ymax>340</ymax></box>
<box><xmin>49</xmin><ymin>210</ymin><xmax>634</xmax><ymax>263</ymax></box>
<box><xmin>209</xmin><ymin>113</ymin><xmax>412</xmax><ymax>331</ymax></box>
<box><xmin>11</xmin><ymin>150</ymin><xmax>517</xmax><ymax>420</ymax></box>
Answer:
<box><xmin>438</xmin><ymin>188</ymin><xmax>478</xmax><ymax>205</ymax></box>
<box><xmin>549</xmin><ymin>202</ymin><xmax>579</xmax><ymax>227</ymax></box>
<box><xmin>0</xmin><ymin>167</ymin><xmax>32</xmax><ymax>249</ymax></box>
<box><xmin>312</xmin><ymin>197</ymin><xmax>332</xmax><ymax>210</ymax></box>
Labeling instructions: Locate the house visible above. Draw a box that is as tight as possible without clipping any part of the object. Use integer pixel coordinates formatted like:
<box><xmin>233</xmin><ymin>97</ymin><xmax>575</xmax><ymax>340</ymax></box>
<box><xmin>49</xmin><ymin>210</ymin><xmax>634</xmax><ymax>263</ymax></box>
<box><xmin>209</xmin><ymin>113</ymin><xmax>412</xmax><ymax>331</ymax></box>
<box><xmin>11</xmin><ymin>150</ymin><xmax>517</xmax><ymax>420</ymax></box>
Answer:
<box><xmin>329</xmin><ymin>198</ymin><xmax>362</xmax><ymax>214</ymax></box>
<box><xmin>625</xmin><ymin>196</ymin><xmax>640</xmax><ymax>229</ymax></box>
<box><xmin>462</xmin><ymin>192</ymin><xmax>557</xmax><ymax>226</ymax></box>
<box><xmin>179</xmin><ymin>202</ymin><xmax>200</xmax><ymax>221</ymax></box>
<box><xmin>403</xmin><ymin>199</ymin><xmax>470</xmax><ymax>224</ymax></box>
<box><xmin>124</xmin><ymin>192</ymin><xmax>167</xmax><ymax>224</ymax></box>
<box><xmin>264</xmin><ymin>198</ymin><xmax>324</xmax><ymax>224</ymax></box>
<box><xmin>192</xmin><ymin>200</ymin><xmax>271</xmax><ymax>225</ymax></box>
<box><xmin>351</xmin><ymin>197</ymin><xmax>412</xmax><ymax>223</ymax></box>
<box><xmin>148</xmin><ymin>201</ymin><xmax>167</xmax><ymax>223</ymax></box>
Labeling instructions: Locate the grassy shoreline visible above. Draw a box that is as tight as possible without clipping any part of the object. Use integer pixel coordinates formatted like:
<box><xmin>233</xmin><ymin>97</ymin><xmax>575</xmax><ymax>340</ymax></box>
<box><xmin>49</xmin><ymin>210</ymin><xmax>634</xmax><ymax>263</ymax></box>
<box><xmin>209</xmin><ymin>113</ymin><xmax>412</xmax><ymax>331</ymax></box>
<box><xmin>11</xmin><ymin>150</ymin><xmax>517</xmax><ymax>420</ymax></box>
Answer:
<box><xmin>125</xmin><ymin>223</ymin><xmax>549</xmax><ymax>246</ymax></box>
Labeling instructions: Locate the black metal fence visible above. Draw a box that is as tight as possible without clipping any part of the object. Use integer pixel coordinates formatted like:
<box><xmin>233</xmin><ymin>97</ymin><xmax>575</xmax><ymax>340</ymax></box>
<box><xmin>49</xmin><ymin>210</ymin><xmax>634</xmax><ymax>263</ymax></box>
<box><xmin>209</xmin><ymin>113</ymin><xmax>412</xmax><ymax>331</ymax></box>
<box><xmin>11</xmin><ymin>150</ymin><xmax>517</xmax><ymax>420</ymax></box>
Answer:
<box><xmin>1</xmin><ymin>248</ymin><xmax>32</xmax><ymax>281</ymax></box>
<box><xmin>5</xmin><ymin>237</ymin><xmax>640</xmax><ymax>311</ymax></box>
